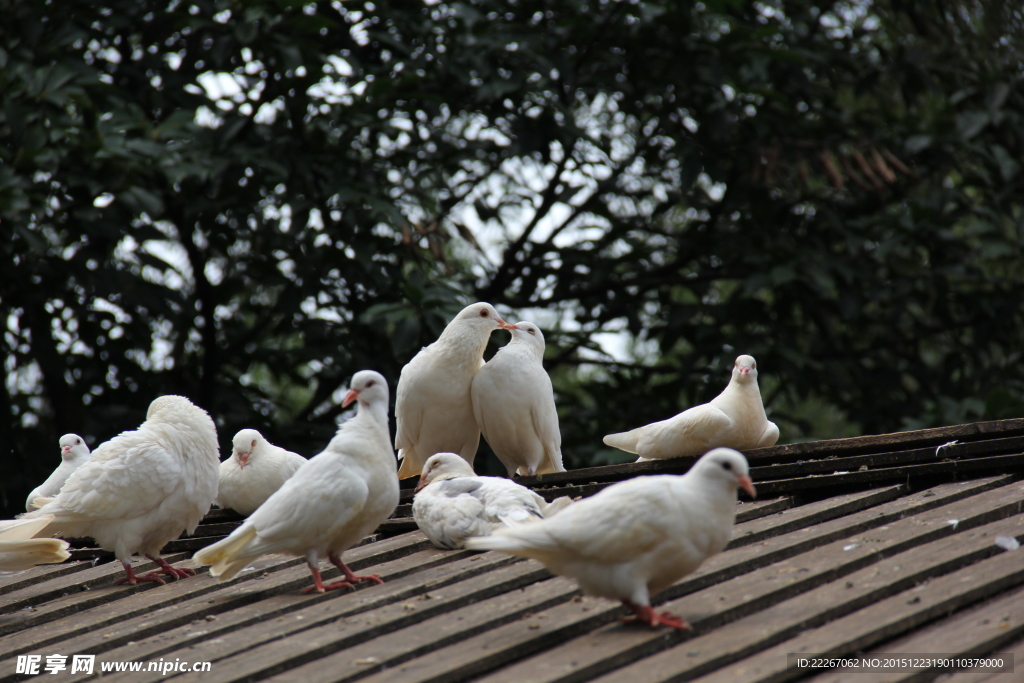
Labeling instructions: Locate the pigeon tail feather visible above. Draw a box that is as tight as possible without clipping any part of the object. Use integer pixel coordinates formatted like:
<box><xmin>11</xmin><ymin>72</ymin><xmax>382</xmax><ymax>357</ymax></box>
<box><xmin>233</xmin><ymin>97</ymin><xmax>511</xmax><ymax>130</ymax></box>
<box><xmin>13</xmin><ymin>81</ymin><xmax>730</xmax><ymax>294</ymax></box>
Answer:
<box><xmin>26</xmin><ymin>496</ymin><xmax>55</xmax><ymax>512</ymax></box>
<box><xmin>193</xmin><ymin>525</ymin><xmax>258</xmax><ymax>582</ymax></box>
<box><xmin>0</xmin><ymin>516</ymin><xmax>57</xmax><ymax>540</ymax></box>
<box><xmin>464</xmin><ymin>533</ymin><xmax>531</xmax><ymax>553</ymax></box>
<box><xmin>0</xmin><ymin>538</ymin><xmax>71</xmax><ymax>571</ymax></box>
<box><xmin>397</xmin><ymin>452</ymin><xmax>421</xmax><ymax>480</ymax></box>
<box><xmin>602</xmin><ymin>431</ymin><xmax>639</xmax><ymax>454</ymax></box>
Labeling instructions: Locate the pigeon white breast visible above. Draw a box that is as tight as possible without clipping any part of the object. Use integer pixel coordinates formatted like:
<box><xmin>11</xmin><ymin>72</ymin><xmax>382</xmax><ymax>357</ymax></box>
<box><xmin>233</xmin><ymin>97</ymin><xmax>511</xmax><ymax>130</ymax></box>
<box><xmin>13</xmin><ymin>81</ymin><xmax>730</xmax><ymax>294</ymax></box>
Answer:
<box><xmin>19</xmin><ymin>395</ymin><xmax>220</xmax><ymax>585</ymax></box>
<box><xmin>194</xmin><ymin>370</ymin><xmax>399</xmax><ymax>594</ymax></box>
<box><xmin>394</xmin><ymin>302</ymin><xmax>517</xmax><ymax>479</ymax></box>
<box><xmin>216</xmin><ymin>429</ymin><xmax>307</xmax><ymax>516</ymax></box>
<box><xmin>603</xmin><ymin>355</ymin><xmax>779</xmax><ymax>461</ymax></box>
<box><xmin>466</xmin><ymin>448</ymin><xmax>756</xmax><ymax>629</ymax></box>
<box><xmin>25</xmin><ymin>433</ymin><xmax>92</xmax><ymax>511</ymax></box>
<box><xmin>0</xmin><ymin>516</ymin><xmax>71</xmax><ymax>572</ymax></box>
<box><xmin>471</xmin><ymin>322</ymin><xmax>566</xmax><ymax>477</ymax></box>
<box><xmin>412</xmin><ymin>452</ymin><xmax>573</xmax><ymax>550</ymax></box>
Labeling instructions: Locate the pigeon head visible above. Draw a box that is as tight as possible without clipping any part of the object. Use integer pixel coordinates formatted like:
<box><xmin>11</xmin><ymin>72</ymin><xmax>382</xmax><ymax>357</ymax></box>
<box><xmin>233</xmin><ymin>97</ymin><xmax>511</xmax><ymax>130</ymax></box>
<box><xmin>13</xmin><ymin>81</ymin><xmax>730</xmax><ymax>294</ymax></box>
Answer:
<box><xmin>732</xmin><ymin>355</ymin><xmax>759</xmax><ymax>383</ymax></box>
<box><xmin>232</xmin><ymin>429</ymin><xmax>263</xmax><ymax>469</ymax></box>
<box><xmin>691</xmin><ymin>447</ymin><xmax>756</xmax><ymax>499</ymax></box>
<box><xmin>454</xmin><ymin>302</ymin><xmax>518</xmax><ymax>333</ymax></box>
<box><xmin>416</xmin><ymin>452</ymin><xmax>475</xmax><ymax>491</ymax></box>
<box><xmin>509</xmin><ymin>321</ymin><xmax>546</xmax><ymax>355</ymax></box>
<box><xmin>343</xmin><ymin>370</ymin><xmax>390</xmax><ymax>409</ymax></box>
<box><xmin>58</xmin><ymin>433</ymin><xmax>88</xmax><ymax>460</ymax></box>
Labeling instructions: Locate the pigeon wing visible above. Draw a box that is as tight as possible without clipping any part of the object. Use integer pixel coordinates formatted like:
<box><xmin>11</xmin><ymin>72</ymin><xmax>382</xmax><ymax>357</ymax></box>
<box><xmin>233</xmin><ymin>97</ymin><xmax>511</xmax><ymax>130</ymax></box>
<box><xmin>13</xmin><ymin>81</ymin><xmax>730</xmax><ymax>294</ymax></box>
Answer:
<box><xmin>239</xmin><ymin>458</ymin><xmax>370</xmax><ymax>557</ymax></box>
<box><xmin>529</xmin><ymin>382</ymin><xmax>564</xmax><ymax>474</ymax></box>
<box><xmin>756</xmin><ymin>420</ymin><xmax>780</xmax><ymax>448</ymax></box>
<box><xmin>495</xmin><ymin>477</ymin><xmax>676</xmax><ymax>563</ymax></box>
<box><xmin>635</xmin><ymin>405</ymin><xmax>734</xmax><ymax>459</ymax></box>
<box><xmin>413</xmin><ymin>479</ymin><xmax>488</xmax><ymax>549</ymax></box>
<box><xmin>438</xmin><ymin>478</ymin><xmax>484</xmax><ymax>497</ymax></box>
<box><xmin>394</xmin><ymin>358</ymin><xmax>425</xmax><ymax>453</ymax></box>
<box><xmin>41</xmin><ymin>437</ymin><xmax>181</xmax><ymax>524</ymax></box>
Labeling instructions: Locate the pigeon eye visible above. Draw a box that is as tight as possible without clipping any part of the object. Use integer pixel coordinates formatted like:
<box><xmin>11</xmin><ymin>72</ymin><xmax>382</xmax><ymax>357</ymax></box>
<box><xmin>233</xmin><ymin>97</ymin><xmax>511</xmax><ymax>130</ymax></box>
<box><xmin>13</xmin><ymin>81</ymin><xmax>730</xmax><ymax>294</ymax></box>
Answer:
<box><xmin>528</xmin><ymin>328</ymin><xmax>536</xmax><ymax>335</ymax></box>
<box><xmin>366</xmin><ymin>380</ymin><xmax>376</xmax><ymax>387</ymax></box>
<box><xmin>479</xmin><ymin>309</ymin><xmax>489</xmax><ymax>317</ymax></box>
<box><xmin>721</xmin><ymin>461</ymin><xmax>733</xmax><ymax>471</ymax></box>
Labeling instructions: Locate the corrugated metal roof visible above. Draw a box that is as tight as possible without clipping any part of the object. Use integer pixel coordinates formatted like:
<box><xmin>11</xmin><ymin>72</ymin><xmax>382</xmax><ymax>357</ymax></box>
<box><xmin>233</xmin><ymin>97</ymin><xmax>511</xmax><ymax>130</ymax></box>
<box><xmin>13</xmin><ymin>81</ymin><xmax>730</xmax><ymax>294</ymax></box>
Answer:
<box><xmin>2</xmin><ymin>418</ymin><xmax>1023</xmax><ymax>682</ymax></box>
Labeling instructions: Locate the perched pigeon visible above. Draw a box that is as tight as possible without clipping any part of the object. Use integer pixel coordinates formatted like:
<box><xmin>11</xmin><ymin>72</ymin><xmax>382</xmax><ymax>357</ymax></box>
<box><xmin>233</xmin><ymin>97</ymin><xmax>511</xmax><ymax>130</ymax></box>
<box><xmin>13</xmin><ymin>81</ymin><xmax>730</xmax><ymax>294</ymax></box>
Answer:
<box><xmin>471</xmin><ymin>322</ymin><xmax>566</xmax><ymax>477</ymax></box>
<box><xmin>412</xmin><ymin>452</ymin><xmax>573</xmax><ymax>550</ymax></box>
<box><xmin>194</xmin><ymin>370</ymin><xmax>399</xmax><ymax>594</ymax></box>
<box><xmin>19</xmin><ymin>396</ymin><xmax>220</xmax><ymax>585</ymax></box>
<box><xmin>25</xmin><ymin>434</ymin><xmax>92</xmax><ymax>511</ymax></box>
<box><xmin>466</xmin><ymin>448</ymin><xmax>756</xmax><ymax>629</ymax></box>
<box><xmin>394</xmin><ymin>302</ymin><xmax>517</xmax><ymax>479</ymax></box>
<box><xmin>604</xmin><ymin>355</ymin><xmax>779</xmax><ymax>461</ymax></box>
<box><xmin>216</xmin><ymin>429</ymin><xmax>307</xmax><ymax>516</ymax></box>
<box><xmin>0</xmin><ymin>516</ymin><xmax>71</xmax><ymax>572</ymax></box>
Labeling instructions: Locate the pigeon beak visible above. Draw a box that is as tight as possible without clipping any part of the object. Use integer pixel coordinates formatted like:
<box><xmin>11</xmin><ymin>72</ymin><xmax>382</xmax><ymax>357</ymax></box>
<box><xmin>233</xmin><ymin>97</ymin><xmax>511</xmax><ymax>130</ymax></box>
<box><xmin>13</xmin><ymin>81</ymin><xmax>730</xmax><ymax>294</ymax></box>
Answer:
<box><xmin>414</xmin><ymin>477</ymin><xmax>427</xmax><ymax>492</ymax></box>
<box><xmin>61</xmin><ymin>446</ymin><xmax>72</xmax><ymax>456</ymax></box>
<box><xmin>496</xmin><ymin>317</ymin><xmax>519</xmax><ymax>330</ymax></box>
<box><xmin>738</xmin><ymin>475</ymin><xmax>756</xmax><ymax>499</ymax></box>
<box><xmin>237</xmin><ymin>452</ymin><xmax>250</xmax><ymax>469</ymax></box>
<box><xmin>342</xmin><ymin>389</ymin><xmax>359</xmax><ymax>408</ymax></box>
<box><xmin>739</xmin><ymin>367</ymin><xmax>750</xmax><ymax>376</ymax></box>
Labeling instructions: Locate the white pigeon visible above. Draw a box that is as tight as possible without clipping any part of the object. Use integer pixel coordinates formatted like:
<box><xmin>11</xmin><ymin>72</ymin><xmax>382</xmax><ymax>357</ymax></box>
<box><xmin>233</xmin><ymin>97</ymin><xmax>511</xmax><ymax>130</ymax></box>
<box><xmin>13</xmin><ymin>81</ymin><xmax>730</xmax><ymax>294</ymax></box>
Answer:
<box><xmin>0</xmin><ymin>516</ymin><xmax>71</xmax><ymax>572</ymax></box>
<box><xmin>216</xmin><ymin>429</ymin><xmax>307</xmax><ymax>516</ymax></box>
<box><xmin>471</xmin><ymin>321</ymin><xmax>566</xmax><ymax>477</ymax></box>
<box><xmin>466</xmin><ymin>448</ymin><xmax>756</xmax><ymax>629</ymax></box>
<box><xmin>394</xmin><ymin>302</ymin><xmax>517</xmax><ymax>479</ymax></box>
<box><xmin>603</xmin><ymin>355</ymin><xmax>779</xmax><ymax>461</ymax></box>
<box><xmin>412</xmin><ymin>452</ymin><xmax>573</xmax><ymax>550</ymax></box>
<box><xmin>25</xmin><ymin>433</ymin><xmax>92</xmax><ymax>511</ymax></box>
<box><xmin>18</xmin><ymin>395</ymin><xmax>220</xmax><ymax>585</ymax></box>
<box><xmin>194</xmin><ymin>370</ymin><xmax>399</xmax><ymax>594</ymax></box>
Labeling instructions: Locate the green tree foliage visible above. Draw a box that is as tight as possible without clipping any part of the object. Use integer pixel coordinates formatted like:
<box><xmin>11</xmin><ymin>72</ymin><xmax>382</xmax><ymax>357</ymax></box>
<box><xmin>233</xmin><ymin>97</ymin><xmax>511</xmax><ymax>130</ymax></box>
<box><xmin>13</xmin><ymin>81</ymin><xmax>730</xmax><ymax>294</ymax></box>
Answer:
<box><xmin>3</xmin><ymin>0</ymin><xmax>1022</xmax><ymax>514</ymax></box>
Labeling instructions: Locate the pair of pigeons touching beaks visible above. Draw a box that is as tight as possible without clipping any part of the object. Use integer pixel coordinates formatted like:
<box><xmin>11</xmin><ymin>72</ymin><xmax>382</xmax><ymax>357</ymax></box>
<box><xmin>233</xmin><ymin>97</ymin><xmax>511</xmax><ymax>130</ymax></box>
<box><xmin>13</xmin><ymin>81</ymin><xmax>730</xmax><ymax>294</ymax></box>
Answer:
<box><xmin>6</xmin><ymin>301</ymin><xmax>771</xmax><ymax>630</ymax></box>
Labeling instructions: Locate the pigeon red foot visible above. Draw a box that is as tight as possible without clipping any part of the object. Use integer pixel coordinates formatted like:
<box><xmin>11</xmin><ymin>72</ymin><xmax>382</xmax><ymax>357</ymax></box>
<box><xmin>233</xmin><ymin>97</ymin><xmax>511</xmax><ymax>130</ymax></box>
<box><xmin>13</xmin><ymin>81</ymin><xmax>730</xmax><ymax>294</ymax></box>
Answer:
<box><xmin>302</xmin><ymin>555</ymin><xmax>384</xmax><ymax>594</ymax></box>
<box><xmin>621</xmin><ymin>601</ymin><xmax>692</xmax><ymax>630</ymax></box>
<box><xmin>115</xmin><ymin>557</ymin><xmax>196</xmax><ymax>585</ymax></box>
<box><xmin>302</xmin><ymin>564</ymin><xmax>351</xmax><ymax>594</ymax></box>
<box><xmin>330</xmin><ymin>551</ymin><xmax>384</xmax><ymax>586</ymax></box>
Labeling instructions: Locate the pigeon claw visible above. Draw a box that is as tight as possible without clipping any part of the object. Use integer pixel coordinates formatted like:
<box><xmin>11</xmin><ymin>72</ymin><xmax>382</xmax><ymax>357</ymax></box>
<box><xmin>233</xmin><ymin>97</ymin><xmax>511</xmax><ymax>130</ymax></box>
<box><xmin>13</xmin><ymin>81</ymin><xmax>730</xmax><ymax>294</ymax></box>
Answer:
<box><xmin>145</xmin><ymin>556</ymin><xmax>197</xmax><ymax>581</ymax></box>
<box><xmin>651</xmin><ymin>610</ymin><xmax>692</xmax><ymax>630</ymax></box>
<box><xmin>159</xmin><ymin>566</ymin><xmax>197</xmax><ymax>580</ymax></box>
<box><xmin>322</xmin><ymin>580</ymin><xmax>357</xmax><ymax>592</ymax></box>
<box><xmin>115</xmin><ymin>563</ymin><xmax>168</xmax><ymax>586</ymax></box>
<box><xmin>134</xmin><ymin>571</ymin><xmax>172</xmax><ymax>584</ymax></box>
<box><xmin>328</xmin><ymin>553</ymin><xmax>385</xmax><ymax>586</ymax></box>
<box><xmin>348</xmin><ymin>573</ymin><xmax>384</xmax><ymax>585</ymax></box>
<box><xmin>621</xmin><ymin>602</ymin><xmax>692</xmax><ymax>631</ymax></box>
<box><xmin>301</xmin><ymin>579</ymin><xmax>356</xmax><ymax>594</ymax></box>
